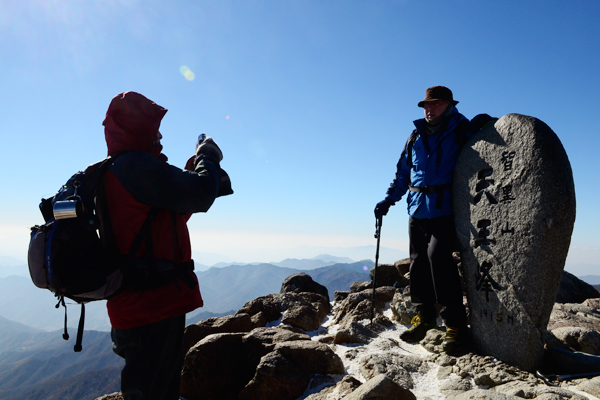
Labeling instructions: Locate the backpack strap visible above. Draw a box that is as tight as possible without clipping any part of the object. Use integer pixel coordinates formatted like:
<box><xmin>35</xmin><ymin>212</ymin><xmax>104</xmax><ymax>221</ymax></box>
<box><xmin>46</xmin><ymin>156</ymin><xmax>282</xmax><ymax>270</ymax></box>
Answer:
<box><xmin>404</xmin><ymin>129</ymin><xmax>419</xmax><ymax>168</ymax></box>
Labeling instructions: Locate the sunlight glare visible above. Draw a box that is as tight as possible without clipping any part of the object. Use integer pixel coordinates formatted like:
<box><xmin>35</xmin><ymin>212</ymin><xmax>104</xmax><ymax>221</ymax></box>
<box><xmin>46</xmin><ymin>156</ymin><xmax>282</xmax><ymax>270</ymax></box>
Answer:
<box><xmin>180</xmin><ymin>65</ymin><xmax>195</xmax><ymax>81</ymax></box>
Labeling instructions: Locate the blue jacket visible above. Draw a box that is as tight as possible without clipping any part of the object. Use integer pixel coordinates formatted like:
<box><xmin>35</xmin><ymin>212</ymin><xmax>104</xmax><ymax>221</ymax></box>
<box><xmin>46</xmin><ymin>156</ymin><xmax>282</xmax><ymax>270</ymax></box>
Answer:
<box><xmin>385</xmin><ymin>107</ymin><xmax>472</xmax><ymax>218</ymax></box>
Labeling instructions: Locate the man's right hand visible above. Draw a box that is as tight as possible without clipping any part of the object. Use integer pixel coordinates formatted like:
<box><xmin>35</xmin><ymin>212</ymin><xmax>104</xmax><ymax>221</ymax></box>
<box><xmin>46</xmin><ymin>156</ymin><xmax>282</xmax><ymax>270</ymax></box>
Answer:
<box><xmin>374</xmin><ymin>199</ymin><xmax>393</xmax><ymax>219</ymax></box>
<box><xmin>196</xmin><ymin>137</ymin><xmax>223</xmax><ymax>162</ymax></box>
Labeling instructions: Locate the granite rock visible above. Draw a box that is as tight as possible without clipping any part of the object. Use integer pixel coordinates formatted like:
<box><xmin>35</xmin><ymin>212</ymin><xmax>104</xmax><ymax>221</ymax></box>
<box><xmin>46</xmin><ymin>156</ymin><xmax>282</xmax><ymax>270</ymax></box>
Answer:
<box><xmin>453</xmin><ymin>114</ymin><xmax>576</xmax><ymax>371</ymax></box>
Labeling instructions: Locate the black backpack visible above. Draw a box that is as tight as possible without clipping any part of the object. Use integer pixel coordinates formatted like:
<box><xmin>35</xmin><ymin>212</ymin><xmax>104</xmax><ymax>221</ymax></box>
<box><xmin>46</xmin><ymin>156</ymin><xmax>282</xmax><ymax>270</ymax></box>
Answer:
<box><xmin>28</xmin><ymin>155</ymin><xmax>127</xmax><ymax>351</ymax></box>
<box><xmin>28</xmin><ymin>154</ymin><xmax>196</xmax><ymax>351</ymax></box>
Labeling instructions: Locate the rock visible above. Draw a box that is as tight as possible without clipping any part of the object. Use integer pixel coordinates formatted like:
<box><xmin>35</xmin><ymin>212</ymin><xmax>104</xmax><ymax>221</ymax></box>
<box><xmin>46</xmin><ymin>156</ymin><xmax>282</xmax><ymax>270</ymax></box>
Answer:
<box><xmin>183</xmin><ymin>312</ymin><xmax>253</xmax><ymax>355</ymax></box>
<box><xmin>304</xmin><ymin>375</ymin><xmax>362</xmax><ymax>400</ymax></box>
<box><xmin>420</xmin><ymin>327</ymin><xmax>446</xmax><ymax>353</ymax></box>
<box><xmin>350</xmin><ymin>281</ymin><xmax>372</xmax><ymax>293</ymax></box>
<box><xmin>453</xmin><ymin>114</ymin><xmax>576</xmax><ymax>371</ymax></box>
<box><xmin>556</xmin><ymin>271</ymin><xmax>600</xmax><ymax>304</ymax></box>
<box><xmin>95</xmin><ymin>394</ymin><xmax>123</xmax><ymax>400</ymax></box>
<box><xmin>440</xmin><ymin>378</ymin><xmax>473</xmax><ymax>397</ymax></box>
<box><xmin>576</xmin><ymin>375</ymin><xmax>600</xmax><ymax>397</ymax></box>
<box><xmin>333</xmin><ymin>321</ymin><xmax>377</xmax><ymax>344</ymax></box>
<box><xmin>370</xmin><ymin>263</ymin><xmax>403</xmax><ymax>287</ymax></box>
<box><xmin>344</xmin><ymin>374</ymin><xmax>416</xmax><ymax>400</ymax></box>
<box><xmin>369</xmin><ymin>258</ymin><xmax>410</xmax><ymax>288</ymax></box>
<box><xmin>334</xmin><ymin>290</ymin><xmax>350</xmax><ymax>302</ymax></box>
<box><xmin>533</xmin><ymin>386</ymin><xmax>588</xmax><ymax>399</ymax></box>
<box><xmin>243</xmin><ymin>326</ymin><xmax>311</xmax><ymax>367</ymax></box>
<box><xmin>390</xmin><ymin>291</ymin><xmax>419</xmax><ymax>325</ymax></box>
<box><xmin>358</xmin><ymin>353</ymin><xmax>422</xmax><ymax>389</ymax></box>
<box><xmin>280</xmin><ymin>292</ymin><xmax>330</xmax><ymax>331</ymax></box>
<box><xmin>181</xmin><ymin>332</ymin><xmax>251</xmax><ymax>400</ymax></box>
<box><xmin>551</xmin><ymin>327</ymin><xmax>600</xmax><ymax>355</ymax></box>
<box><xmin>280</xmin><ymin>273</ymin><xmax>329</xmax><ymax>299</ymax></box>
<box><xmin>239</xmin><ymin>340</ymin><xmax>344</xmax><ymax>400</ymax></box>
<box><xmin>453</xmin><ymin>353</ymin><xmax>536</xmax><ymax>388</ymax></box>
<box><xmin>492</xmin><ymin>380</ymin><xmax>537</xmax><ymax>398</ymax></box>
<box><xmin>548</xmin><ymin>302</ymin><xmax>600</xmax><ymax>332</ymax></box>
<box><xmin>237</xmin><ymin>294</ymin><xmax>283</xmax><ymax>323</ymax></box>
<box><xmin>446</xmin><ymin>388</ymin><xmax>524</xmax><ymax>400</ymax></box>
<box><xmin>395</xmin><ymin>258</ymin><xmax>411</xmax><ymax>276</ymax></box>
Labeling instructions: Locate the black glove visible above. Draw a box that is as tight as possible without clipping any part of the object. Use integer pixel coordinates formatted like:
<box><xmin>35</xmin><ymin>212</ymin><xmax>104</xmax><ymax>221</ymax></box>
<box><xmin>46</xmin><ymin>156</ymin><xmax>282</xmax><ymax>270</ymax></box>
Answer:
<box><xmin>471</xmin><ymin>114</ymin><xmax>497</xmax><ymax>131</ymax></box>
<box><xmin>374</xmin><ymin>199</ymin><xmax>393</xmax><ymax>219</ymax></box>
<box><xmin>196</xmin><ymin>137</ymin><xmax>223</xmax><ymax>162</ymax></box>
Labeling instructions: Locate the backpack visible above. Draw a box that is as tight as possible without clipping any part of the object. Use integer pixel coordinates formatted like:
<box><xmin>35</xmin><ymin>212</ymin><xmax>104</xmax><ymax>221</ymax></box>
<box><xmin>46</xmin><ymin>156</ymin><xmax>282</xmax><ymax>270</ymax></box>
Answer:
<box><xmin>28</xmin><ymin>155</ymin><xmax>125</xmax><ymax>351</ymax></box>
<box><xmin>29</xmin><ymin>154</ymin><xmax>196</xmax><ymax>351</ymax></box>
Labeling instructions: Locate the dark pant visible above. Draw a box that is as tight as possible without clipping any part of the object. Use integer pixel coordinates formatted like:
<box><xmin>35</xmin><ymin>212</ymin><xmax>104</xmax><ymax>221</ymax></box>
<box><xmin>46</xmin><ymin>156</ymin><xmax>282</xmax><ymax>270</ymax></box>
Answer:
<box><xmin>111</xmin><ymin>315</ymin><xmax>186</xmax><ymax>400</ymax></box>
<box><xmin>408</xmin><ymin>216</ymin><xmax>467</xmax><ymax>328</ymax></box>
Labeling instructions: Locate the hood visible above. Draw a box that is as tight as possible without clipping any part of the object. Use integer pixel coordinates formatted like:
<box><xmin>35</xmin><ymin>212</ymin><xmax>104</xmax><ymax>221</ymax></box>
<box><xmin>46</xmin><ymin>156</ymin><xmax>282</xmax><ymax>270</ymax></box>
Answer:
<box><xmin>103</xmin><ymin>91</ymin><xmax>168</xmax><ymax>158</ymax></box>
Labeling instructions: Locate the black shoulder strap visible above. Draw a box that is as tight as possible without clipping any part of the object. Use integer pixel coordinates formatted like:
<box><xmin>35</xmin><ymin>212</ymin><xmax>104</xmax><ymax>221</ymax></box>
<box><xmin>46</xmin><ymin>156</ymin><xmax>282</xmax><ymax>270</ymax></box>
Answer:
<box><xmin>404</xmin><ymin>129</ymin><xmax>419</xmax><ymax>168</ymax></box>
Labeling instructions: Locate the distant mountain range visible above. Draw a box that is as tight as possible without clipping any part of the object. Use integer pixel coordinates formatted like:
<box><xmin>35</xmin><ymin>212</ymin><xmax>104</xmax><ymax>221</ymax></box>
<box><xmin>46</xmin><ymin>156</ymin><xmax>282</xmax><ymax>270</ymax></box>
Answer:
<box><xmin>0</xmin><ymin>317</ymin><xmax>122</xmax><ymax>400</ymax></box>
<box><xmin>0</xmin><ymin>256</ymin><xmax>374</xmax><ymax>333</ymax></box>
<box><xmin>579</xmin><ymin>275</ymin><xmax>600</xmax><ymax>285</ymax></box>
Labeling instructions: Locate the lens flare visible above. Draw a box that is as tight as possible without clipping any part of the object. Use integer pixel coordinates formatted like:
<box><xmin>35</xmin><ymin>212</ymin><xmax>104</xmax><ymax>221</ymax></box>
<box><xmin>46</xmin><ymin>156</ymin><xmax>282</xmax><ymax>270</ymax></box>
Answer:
<box><xmin>180</xmin><ymin>65</ymin><xmax>195</xmax><ymax>81</ymax></box>
<box><xmin>363</xmin><ymin>265</ymin><xmax>368</xmax><ymax>271</ymax></box>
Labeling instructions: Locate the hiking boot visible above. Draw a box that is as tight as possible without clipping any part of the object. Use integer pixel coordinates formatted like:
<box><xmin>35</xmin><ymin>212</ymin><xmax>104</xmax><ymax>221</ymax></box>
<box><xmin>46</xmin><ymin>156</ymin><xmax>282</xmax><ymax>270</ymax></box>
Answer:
<box><xmin>442</xmin><ymin>326</ymin><xmax>469</xmax><ymax>355</ymax></box>
<box><xmin>400</xmin><ymin>315</ymin><xmax>437</xmax><ymax>343</ymax></box>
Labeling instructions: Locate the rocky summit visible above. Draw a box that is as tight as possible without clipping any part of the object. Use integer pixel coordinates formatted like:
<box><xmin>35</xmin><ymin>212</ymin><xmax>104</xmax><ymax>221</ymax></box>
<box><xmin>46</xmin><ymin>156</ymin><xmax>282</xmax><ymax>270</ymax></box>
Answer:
<box><xmin>453</xmin><ymin>114</ymin><xmax>576</xmax><ymax>371</ymax></box>
<box><xmin>97</xmin><ymin>265</ymin><xmax>600</xmax><ymax>400</ymax></box>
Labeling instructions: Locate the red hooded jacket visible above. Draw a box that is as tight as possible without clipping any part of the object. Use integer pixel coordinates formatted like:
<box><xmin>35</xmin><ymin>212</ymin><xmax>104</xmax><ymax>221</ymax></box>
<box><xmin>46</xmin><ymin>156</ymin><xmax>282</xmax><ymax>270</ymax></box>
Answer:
<box><xmin>102</xmin><ymin>92</ymin><xmax>220</xmax><ymax>329</ymax></box>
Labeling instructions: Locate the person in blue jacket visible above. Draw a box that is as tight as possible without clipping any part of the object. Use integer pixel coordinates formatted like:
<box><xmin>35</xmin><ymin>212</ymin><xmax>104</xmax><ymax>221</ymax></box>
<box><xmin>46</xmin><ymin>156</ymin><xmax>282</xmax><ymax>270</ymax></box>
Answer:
<box><xmin>375</xmin><ymin>86</ymin><xmax>473</xmax><ymax>354</ymax></box>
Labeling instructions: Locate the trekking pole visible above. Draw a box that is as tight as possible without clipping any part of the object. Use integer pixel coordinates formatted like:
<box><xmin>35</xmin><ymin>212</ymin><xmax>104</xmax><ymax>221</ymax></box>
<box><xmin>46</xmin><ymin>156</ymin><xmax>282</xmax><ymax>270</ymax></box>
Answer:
<box><xmin>371</xmin><ymin>216</ymin><xmax>382</xmax><ymax>324</ymax></box>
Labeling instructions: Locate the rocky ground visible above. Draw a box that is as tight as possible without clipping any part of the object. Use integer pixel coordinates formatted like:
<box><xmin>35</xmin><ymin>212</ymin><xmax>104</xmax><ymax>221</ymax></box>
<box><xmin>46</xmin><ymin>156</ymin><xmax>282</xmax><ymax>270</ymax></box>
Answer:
<box><xmin>97</xmin><ymin>260</ymin><xmax>600</xmax><ymax>400</ymax></box>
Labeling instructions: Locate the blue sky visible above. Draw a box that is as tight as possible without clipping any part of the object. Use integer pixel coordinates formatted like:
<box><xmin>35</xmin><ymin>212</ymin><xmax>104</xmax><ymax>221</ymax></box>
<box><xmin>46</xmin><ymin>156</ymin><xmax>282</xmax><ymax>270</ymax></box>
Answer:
<box><xmin>1</xmin><ymin>1</ymin><xmax>599</xmax><ymax>275</ymax></box>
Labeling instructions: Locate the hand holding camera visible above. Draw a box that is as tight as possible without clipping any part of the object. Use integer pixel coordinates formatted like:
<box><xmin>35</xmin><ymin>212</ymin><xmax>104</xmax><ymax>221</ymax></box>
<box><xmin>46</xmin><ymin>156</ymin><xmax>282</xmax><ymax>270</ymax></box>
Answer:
<box><xmin>196</xmin><ymin>133</ymin><xmax>223</xmax><ymax>162</ymax></box>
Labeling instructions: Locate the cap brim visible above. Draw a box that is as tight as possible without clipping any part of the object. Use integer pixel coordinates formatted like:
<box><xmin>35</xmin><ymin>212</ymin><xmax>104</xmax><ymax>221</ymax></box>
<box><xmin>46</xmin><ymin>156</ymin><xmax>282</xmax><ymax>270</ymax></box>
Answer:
<box><xmin>417</xmin><ymin>99</ymin><xmax>459</xmax><ymax>108</ymax></box>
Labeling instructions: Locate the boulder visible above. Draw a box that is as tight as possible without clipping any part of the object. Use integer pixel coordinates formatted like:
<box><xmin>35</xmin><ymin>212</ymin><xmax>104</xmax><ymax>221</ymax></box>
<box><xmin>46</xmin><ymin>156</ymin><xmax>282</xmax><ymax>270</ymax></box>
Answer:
<box><xmin>280</xmin><ymin>272</ymin><xmax>329</xmax><ymax>299</ymax></box>
<box><xmin>280</xmin><ymin>292</ymin><xmax>330</xmax><ymax>331</ymax></box>
<box><xmin>239</xmin><ymin>340</ymin><xmax>344</xmax><ymax>400</ymax></box>
<box><xmin>446</xmin><ymin>389</ymin><xmax>523</xmax><ymax>400</ymax></box>
<box><xmin>333</xmin><ymin>321</ymin><xmax>378</xmax><ymax>344</ymax></box>
<box><xmin>236</xmin><ymin>294</ymin><xmax>283</xmax><ymax>322</ymax></box>
<box><xmin>577</xmin><ymin>376</ymin><xmax>600</xmax><ymax>397</ymax></box>
<box><xmin>556</xmin><ymin>271</ymin><xmax>600</xmax><ymax>303</ymax></box>
<box><xmin>304</xmin><ymin>375</ymin><xmax>362</xmax><ymax>400</ymax></box>
<box><xmin>181</xmin><ymin>332</ymin><xmax>251</xmax><ymax>400</ymax></box>
<box><xmin>390</xmin><ymin>291</ymin><xmax>419</xmax><ymax>325</ymax></box>
<box><xmin>350</xmin><ymin>281</ymin><xmax>372</xmax><ymax>292</ymax></box>
<box><xmin>333</xmin><ymin>288</ymin><xmax>394</xmax><ymax>327</ymax></box>
<box><xmin>551</xmin><ymin>326</ymin><xmax>600</xmax><ymax>355</ymax></box>
<box><xmin>547</xmin><ymin>301</ymin><xmax>600</xmax><ymax>332</ymax></box>
<box><xmin>343</xmin><ymin>374</ymin><xmax>416</xmax><ymax>400</ymax></box>
<box><xmin>453</xmin><ymin>114</ymin><xmax>576</xmax><ymax>371</ymax></box>
<box><xmin>358</xmin><ymin>353</ymin><xmax>423</xmax><ymax>389</ymax></box>
<box><xmin>181</xmin><ymin>326</ymin><xmax>318</xmax><ymax>400</ymax></box>
<box><xmin>452</xmin><ymin>353</ymin><xmax>536</xmax><ymax>387</ymax></box>
<box><xmin>183</xmin><ymin>312</ymin><xmax>253</xmax><ymax>355</ymax></box>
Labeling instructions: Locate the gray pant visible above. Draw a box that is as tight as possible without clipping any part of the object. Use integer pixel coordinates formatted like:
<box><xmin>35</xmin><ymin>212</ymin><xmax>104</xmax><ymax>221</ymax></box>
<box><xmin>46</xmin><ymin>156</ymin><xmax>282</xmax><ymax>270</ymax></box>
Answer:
<box><xmin>112</xmin><ymin>314</ymin><xmax>186</xmax><ymax>400</ymax></box>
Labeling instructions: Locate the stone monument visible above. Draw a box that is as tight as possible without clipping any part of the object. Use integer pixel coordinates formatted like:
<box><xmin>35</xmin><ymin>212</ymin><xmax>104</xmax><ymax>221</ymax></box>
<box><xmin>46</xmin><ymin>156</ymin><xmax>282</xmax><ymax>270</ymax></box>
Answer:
<box><xmin>453</xmin><ymin>114</ymin><xmax>576</xmax><ymax>371</ymax></box>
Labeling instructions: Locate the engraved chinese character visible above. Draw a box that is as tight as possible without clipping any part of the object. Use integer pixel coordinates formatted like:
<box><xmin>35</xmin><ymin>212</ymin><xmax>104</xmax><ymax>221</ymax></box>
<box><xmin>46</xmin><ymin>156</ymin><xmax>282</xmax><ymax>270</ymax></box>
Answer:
<box><xmin>474</xmin><ymin>219</ymin><xmax>496</xmax><ymax>248</ymax></box>
<box><xmin>500</xmin><ymin>185</ymin><xmax>516</xmax><ymax>203</ymax></box>
<box><xmin>474</xmin><ymin>168</ymin><xmax>498</xmax><ymax>205</ymax></box>
<box><xmin>501</xmin><ymin>151</ymin><xmax>516</xmax><ymax>171</ymax></box>
<box><xmin>501</xmin><ymin>222</ymin><xmax>515</xmax><ymax>235</ymax></box>
<box><xmin>475</xmin><ymin>261</ymin><xmax>503</xmax><ymax>302</ymax></box>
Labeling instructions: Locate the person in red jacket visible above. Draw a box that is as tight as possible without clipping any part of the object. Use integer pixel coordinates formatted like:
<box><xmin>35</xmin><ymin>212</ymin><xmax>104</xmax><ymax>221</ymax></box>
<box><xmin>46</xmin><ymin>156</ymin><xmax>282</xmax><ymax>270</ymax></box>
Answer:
<box><xmin>102</xmin><ymin>91</ymin><xmax>231</xmax><ymax>400</ymax></box>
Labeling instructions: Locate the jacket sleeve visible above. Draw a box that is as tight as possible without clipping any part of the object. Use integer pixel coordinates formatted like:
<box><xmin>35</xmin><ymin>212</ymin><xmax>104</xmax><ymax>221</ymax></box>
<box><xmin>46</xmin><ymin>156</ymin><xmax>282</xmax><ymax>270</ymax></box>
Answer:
<box><xmin>108</xmin><ymin>152</ymin><xmax>221</xmax><ymax>214</ymax></box>
<box><xmin>384</xmin><ymin>134</ymin><xmax>413</xmax><ymax>203</ymax></box>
